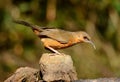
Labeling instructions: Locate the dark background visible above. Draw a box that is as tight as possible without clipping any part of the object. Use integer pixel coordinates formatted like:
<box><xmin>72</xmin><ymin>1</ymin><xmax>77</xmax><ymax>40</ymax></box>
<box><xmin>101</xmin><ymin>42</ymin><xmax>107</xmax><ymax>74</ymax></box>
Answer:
<box><xmin>0</xmin><ymin>0</ymin><xmax>120</xmax><ymax>81</ymax></box>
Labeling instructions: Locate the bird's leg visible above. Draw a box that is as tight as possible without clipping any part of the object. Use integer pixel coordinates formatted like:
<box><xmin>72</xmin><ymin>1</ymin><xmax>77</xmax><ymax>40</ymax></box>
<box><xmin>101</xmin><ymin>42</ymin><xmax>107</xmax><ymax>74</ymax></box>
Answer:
<box><xmin>46</xmin><ymin>46</ymin><xmax>61</xmax><ymax>55</ymax></box>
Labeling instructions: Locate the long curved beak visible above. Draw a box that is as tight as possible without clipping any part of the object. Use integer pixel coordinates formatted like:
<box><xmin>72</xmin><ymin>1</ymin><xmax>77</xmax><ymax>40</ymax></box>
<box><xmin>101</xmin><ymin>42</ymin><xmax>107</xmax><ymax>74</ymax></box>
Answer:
<box><xmin>87</xmin><ymin>41</ymin><xmax>96</xmax><ymax>49</ymax></box>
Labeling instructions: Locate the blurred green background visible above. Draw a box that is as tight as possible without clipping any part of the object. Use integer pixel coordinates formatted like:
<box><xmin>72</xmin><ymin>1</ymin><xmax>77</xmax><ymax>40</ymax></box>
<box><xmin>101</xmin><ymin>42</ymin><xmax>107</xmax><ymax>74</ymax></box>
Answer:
<box><xmin>1</xmin><ymin>0</ymin><xmax>120</xmax><ymax>81</ymax></box>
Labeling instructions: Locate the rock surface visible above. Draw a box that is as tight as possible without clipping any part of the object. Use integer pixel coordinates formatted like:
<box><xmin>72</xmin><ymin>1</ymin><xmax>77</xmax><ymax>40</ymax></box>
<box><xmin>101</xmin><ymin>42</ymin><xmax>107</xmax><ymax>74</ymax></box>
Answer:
<box><xmin>39</xmin><ymin>53</ymin><xmax>78</xmax><ymax>82</ymax></box>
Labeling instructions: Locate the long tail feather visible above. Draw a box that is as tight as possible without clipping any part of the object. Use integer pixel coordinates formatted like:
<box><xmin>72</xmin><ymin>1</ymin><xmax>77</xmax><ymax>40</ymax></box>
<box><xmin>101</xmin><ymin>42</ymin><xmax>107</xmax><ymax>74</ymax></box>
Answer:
<box><xmin>13</xmin><ymin>20</ymin><xmax>43</xmax><ymax>32</ymax></box>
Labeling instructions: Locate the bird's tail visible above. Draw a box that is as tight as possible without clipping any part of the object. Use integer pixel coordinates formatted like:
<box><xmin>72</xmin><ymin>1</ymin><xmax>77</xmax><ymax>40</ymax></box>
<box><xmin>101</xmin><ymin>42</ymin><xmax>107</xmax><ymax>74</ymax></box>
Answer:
<box><xmin>13</xmin><ymin>19</ymin><xmax>45</xmax><ymax>36</ymax></box>
<box><xmin>13</xmin><ymin>20</ymin><xmax>43</xmax><ymax>32</ymax></box>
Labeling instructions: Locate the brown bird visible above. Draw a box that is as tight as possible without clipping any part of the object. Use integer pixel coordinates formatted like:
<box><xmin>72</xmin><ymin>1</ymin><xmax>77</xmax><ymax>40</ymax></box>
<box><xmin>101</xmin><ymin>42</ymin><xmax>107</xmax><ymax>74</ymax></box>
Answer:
<box><xmin>14</xmin><ymin>20</ymin><xmax>96</xmax><ymax>55</ymax></box>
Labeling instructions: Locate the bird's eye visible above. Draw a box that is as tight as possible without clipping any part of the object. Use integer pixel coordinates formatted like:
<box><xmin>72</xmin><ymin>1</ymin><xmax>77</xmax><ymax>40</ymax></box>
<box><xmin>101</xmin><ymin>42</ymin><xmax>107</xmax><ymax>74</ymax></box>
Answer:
<box><xmin>83</xmin><ymin>36</ymin><xmax>89</xmax><ymax>41</ymax></box>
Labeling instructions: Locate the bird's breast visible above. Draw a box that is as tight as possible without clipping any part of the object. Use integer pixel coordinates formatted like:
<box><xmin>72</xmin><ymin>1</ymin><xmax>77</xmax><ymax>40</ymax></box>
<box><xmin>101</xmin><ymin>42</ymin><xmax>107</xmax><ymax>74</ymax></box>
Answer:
<box><xmin>41</xmin><ymin>38</ymin><xmax>74</xmax><ymax>49</ymax></box>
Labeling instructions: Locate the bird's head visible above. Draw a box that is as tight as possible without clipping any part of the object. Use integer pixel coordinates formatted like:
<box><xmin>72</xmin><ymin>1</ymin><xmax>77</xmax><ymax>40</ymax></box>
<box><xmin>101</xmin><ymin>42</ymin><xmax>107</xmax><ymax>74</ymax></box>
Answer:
<box><xmin>75</xmin><ymin>31</ymin><xmax>96</xmax><ymax>49</ymax></box>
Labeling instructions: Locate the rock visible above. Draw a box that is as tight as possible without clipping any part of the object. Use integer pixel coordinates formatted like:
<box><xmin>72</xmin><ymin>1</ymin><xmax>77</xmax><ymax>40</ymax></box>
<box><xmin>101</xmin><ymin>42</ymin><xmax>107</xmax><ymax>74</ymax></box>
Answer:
<box><xmin>39</xmin><ymin>53</ymin><xmax>78</xmax><ymax>82</ymax></box>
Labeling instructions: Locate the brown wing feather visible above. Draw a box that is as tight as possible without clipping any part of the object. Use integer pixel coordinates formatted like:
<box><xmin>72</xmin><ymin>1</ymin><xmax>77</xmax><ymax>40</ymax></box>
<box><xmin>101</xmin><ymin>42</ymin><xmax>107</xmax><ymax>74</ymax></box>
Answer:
<box><xmin>39</xmin><ymin>29</ymin><xmax>74</xmax><ymax>43</ymax></box>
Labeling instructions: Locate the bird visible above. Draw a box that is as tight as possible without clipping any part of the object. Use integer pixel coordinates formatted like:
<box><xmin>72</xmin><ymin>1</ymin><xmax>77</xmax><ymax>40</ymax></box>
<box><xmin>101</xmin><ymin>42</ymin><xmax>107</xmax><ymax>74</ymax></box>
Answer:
<box><xmin>14</xmin><ymin>20</ymin><xmax>96</xmax><ymax>55</ymax></box>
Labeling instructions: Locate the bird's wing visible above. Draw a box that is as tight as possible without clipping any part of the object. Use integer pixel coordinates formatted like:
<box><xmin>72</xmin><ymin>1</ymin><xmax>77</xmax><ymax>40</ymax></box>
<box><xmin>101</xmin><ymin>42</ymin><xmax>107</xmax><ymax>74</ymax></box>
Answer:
<box><xmin>39</xmin><ymin>29</ymin><xmax>74</xmax><ymax>43</ymax></box>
